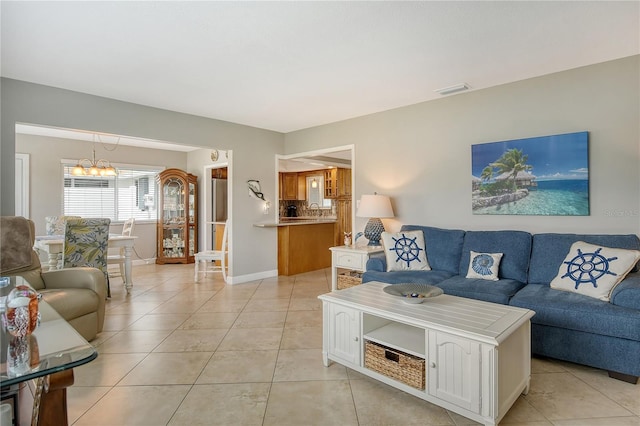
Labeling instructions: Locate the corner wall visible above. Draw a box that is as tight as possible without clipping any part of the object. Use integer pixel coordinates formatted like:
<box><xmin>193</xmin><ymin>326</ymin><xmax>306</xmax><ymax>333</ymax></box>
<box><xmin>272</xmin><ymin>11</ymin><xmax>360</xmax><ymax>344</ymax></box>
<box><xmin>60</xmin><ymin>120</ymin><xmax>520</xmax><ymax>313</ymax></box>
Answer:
<box><xmin>285</xmin><ymin>56</ymin><xmax>640</xmax><ymax>236</ymax></box>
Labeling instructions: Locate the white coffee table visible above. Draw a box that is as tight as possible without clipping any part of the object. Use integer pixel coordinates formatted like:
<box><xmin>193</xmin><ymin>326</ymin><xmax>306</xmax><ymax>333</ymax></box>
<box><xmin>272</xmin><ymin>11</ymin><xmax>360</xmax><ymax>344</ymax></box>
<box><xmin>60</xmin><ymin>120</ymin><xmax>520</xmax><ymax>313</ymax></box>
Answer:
<box><xmin>318</xmin><ymin>281</ymin><xmax>535</xmax><ymax>426</ymax></box>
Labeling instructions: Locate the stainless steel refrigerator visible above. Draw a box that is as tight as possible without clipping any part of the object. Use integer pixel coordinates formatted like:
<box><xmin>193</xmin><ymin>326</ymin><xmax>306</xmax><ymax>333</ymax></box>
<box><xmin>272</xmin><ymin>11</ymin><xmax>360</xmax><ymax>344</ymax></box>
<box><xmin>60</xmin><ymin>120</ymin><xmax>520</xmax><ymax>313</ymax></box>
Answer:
<box><xmin>212</xmin><ymin>179</ymin><xmax>228</xmax><ymax>222</ymax></box>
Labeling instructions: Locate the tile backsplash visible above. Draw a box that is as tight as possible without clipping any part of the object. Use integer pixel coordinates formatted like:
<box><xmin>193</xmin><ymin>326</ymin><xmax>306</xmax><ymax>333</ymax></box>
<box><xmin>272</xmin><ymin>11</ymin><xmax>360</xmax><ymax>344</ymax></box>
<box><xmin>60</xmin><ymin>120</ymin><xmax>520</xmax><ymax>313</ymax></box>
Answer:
<box><xmin>279</xmin><ymin>200</ymin><xmax>336</xmax><ymax>219</ymax></box>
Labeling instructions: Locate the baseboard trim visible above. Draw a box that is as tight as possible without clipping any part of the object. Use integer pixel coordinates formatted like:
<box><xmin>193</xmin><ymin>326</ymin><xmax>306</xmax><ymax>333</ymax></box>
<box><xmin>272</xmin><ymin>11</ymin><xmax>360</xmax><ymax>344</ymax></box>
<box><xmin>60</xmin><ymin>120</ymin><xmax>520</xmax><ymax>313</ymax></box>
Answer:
<box><xmin>133</xmin><ymin>259</ymin><xmax>154</xmax><ymax>266</ymax></box>
<box><xmin>227</xmin><ymin>269</ymin><xmax>278</xmax><ymax>285</ymax></box>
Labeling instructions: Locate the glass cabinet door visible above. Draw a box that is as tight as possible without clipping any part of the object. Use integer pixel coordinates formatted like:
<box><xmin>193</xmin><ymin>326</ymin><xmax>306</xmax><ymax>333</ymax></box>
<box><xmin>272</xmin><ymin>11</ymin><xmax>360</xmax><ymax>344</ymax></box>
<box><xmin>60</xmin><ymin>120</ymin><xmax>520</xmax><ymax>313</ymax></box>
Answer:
<box><xmin>161</xmin><ymin>178</ymin><xmax>186</xmax><ymax>258</ymax></box>
<box><xmin>162</xmin><ymin>178</ymin><xmax>185</xmax><ymax>223</ymax></box>
<box><xmin>157</xmin><ymin>169</ymin><xmax>198</xmax><ymax>264</ymax></box>
<box><xmin>188</xmin><ymin>182</ymin><xmax>196</xmax><ymax>257</ymax></box>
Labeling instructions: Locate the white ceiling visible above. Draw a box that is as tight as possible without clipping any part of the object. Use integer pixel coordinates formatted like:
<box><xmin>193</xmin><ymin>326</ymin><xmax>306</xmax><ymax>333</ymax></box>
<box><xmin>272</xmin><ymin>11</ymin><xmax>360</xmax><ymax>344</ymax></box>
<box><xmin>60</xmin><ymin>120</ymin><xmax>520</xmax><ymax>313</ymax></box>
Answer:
<box><xmin>2</xmin><ymin>2</ymin><xmax>638</xmax><ymax>133</ymax></box>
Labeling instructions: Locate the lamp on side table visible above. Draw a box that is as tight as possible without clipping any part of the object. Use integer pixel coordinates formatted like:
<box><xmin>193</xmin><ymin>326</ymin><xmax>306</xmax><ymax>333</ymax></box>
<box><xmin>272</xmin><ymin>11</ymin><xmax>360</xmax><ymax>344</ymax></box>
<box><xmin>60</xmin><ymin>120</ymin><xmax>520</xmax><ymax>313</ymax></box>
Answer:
<box><xmin>356</xmin><ymin>193</ymin><xmax>394</xmax><ymax>246</ymax></box>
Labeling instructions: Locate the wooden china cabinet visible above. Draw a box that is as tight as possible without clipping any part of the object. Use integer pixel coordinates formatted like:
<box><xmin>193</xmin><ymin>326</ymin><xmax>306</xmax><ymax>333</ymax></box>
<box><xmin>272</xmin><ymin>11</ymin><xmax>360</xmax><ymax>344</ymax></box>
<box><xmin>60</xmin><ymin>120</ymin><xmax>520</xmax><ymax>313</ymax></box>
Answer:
<box><xmin>156</xmin><ymin>168</ymin><xmax>198</xmax><ymax>264</ymax></box>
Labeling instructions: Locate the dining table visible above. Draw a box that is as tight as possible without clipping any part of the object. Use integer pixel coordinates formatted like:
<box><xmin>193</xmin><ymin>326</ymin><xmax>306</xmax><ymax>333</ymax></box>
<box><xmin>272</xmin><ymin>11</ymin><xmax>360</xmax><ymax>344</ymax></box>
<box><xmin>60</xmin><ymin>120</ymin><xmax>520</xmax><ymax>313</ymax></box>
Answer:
<box><xmin>34</xmin><ymin>234</ymin><xmax>138</xmax><ymax>294</ymax></box>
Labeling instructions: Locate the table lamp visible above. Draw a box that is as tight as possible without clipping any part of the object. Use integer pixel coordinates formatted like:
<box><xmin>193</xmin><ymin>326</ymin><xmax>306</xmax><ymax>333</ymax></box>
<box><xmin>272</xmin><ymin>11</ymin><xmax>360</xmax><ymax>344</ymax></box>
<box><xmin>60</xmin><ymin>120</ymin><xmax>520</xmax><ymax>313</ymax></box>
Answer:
<box><xmin>356</xmin><ymin>193</ymin><xmax>394</xmax><ymax>246</ymax></box>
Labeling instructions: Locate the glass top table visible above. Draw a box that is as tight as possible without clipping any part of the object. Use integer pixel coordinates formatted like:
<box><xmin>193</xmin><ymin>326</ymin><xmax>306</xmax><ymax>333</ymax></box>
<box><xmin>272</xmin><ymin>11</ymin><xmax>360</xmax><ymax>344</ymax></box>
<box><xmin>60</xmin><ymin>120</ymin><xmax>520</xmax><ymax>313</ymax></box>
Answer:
<box><xmin>1</xmin><ymin>299</ymin><xmax>97</xmax><ymax>388</ymax></box>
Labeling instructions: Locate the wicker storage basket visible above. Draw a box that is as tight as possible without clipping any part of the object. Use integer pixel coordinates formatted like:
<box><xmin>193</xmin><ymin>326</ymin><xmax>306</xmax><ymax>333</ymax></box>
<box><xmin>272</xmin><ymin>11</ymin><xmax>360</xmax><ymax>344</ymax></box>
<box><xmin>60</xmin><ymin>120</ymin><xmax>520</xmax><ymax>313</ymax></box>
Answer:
<box><xmin>337</xmin><ymin>271</ymin><xmax>362</xmax><ymax>290</ymax></box>
<box><xmin>364</xmin><ymin>340</ymin><xmax>426</xmax><ymax>390</ymax></box>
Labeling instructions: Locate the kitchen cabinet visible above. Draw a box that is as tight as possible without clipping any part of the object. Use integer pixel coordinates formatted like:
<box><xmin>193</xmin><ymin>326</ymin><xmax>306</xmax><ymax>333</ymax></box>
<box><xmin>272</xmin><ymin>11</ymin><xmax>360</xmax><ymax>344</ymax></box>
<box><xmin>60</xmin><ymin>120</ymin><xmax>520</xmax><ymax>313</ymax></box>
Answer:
<box><xmin>324</xmin><ymin>168</ymin><xmax>351</xmax><ymax>199</ymax></box>
<box><xmin>278</xmin><ymin>222</ymin><xmax>335</xmax><ymax>275</ymax></box>
<box><xmin>335</xmin><ymin>199</ymin><xmax>352</xmax><ymax>246</ymax></box>
<box><xmin>297</xmin><ymin>174</ymin><xmax>307</xmax><ymax>200</ymax></box>
<box><xmin>280</xmin><ymin>173</ymin><xmax>298</xmax><ymax>200</ymax></box>
<box><xmin>280</xmin><ymin>171</ymin><xmax>325</xmax><ymax>201</ymax></box>
<box><xmin>324</xmin><ymin>169</ymin><xmax>336</xmax><ymax>199</ymax></box>
<box><xmin>337</xmin><ymin>168</ymin><xmax>352</xmax><ymax>198</ymax></box>
<box><xmin>156</xmin><ymin>168</ymin><xmax>197</xmax><ymax>264</ymax></box>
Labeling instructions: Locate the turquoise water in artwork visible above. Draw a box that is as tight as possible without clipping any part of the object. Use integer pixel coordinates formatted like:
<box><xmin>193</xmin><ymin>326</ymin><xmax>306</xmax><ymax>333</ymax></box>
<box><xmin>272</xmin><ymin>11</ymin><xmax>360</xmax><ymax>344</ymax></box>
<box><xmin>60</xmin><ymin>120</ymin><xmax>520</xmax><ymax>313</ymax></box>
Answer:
<box><xmin>474</xmin><ymin>180</ymin><xmax>589</xmax><ymax>215</ymax></box>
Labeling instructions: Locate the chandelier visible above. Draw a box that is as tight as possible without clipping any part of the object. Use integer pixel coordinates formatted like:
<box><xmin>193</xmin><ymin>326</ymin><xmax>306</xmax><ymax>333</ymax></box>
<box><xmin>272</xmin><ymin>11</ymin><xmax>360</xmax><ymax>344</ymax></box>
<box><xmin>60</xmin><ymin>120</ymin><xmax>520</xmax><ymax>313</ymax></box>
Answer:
<box><xmin>71</xmin><ymin>135</ymin><xmax>118</xmax><ymax>177</ymax></box>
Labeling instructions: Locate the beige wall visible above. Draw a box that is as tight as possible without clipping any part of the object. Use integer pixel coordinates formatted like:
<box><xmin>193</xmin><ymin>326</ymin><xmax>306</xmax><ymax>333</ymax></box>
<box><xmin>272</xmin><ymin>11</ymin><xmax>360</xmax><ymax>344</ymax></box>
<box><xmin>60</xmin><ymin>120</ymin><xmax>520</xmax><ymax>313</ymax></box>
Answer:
<box><xmin>16</xmin><ymin>133</ymin><xmax>188</xmax><ymax>260</ymax></box>
<box><xmin>285</xmin><ymin>56</ymin><xmax>640</xmax><ymax>236</ymax></box>
<box><xmin>3</xmin><ymin>56</ymin><xmax>639</xmax><ymax>281</ymax></box>
<box><xmin>2</xmin><ymin>78</ymin><xmax>284</xmax><ymax>281</ymax></box>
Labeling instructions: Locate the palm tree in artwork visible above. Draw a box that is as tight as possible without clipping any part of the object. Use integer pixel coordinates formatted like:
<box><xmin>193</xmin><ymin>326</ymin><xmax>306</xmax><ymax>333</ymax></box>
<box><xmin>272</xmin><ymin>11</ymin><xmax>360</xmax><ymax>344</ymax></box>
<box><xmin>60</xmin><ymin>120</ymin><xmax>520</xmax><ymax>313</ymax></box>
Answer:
<box><xmin>490</xmin><ymin>149</ymin><xmax>532</xmax><ymax>191</ymax></box>
<box><xmin>480</xmin><ymin>166</ymin><xmax>494</xmax><ymax>182</ymax></box>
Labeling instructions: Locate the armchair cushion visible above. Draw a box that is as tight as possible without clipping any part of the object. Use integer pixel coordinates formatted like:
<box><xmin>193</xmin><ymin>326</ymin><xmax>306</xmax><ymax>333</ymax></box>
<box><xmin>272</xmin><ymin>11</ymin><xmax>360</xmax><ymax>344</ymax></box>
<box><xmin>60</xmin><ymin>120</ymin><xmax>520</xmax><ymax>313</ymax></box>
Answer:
<box><xmin>39</xmin><ymin>288</ymin><xmax>100</xmax><ymax>320</ymax></box>
<box><xmin>0</xmin><ymin>216</ymin><xmax>35</xmax><ymax>273</ymax></box>
<box><xmin>41</xmin><ymin>267</ymin><xmax>106</xmax><ymax>296</ymax></box>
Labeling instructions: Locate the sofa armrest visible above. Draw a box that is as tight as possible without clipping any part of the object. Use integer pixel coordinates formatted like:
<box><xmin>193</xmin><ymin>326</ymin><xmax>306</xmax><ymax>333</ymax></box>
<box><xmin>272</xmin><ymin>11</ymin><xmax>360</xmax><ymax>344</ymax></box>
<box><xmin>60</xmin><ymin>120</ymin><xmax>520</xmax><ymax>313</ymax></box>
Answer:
<box><xmin>366</xmin><ymin>252</ymin><xmax>387</xmax><ymax>272</ymax></box>
<box><xmin>610</xmin><ymin>272</ymin><xmax>640</xmax><ymax>310</ymax></box>
<box><xmin>41</xmin><ymin>267</ymin><xmax>107</xmax><ymax>301</ymax></box>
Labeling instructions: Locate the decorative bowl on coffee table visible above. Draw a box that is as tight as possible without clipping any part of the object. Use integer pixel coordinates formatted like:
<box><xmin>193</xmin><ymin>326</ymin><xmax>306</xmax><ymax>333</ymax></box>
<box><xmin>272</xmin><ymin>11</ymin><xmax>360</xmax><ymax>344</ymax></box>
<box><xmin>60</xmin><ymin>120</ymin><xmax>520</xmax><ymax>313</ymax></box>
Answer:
<box><xmin>383</xmin><ymin>283</ymin><xmax>443</xmax><ymax>304</ymax></box>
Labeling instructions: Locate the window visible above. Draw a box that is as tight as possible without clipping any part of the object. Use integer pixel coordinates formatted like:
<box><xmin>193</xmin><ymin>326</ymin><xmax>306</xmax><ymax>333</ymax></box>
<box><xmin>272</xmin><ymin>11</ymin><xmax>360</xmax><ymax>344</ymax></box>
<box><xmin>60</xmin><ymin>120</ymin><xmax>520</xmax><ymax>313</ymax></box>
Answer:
<box><xmin>63</xmin><ymin>163</ymin><xmax>162</xmax><ymax>221</ymax></box>
<box><xmin>306</xmin><ymin>175</ymin><xmax>332</xmax><ymax>209</ymax></box>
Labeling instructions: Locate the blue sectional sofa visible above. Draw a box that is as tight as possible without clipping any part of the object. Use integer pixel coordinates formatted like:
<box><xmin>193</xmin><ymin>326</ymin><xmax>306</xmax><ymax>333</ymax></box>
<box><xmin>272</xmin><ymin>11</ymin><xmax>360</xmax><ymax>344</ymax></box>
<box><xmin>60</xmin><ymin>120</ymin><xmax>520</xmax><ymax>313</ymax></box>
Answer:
<box><xmin>362</xmin><ymin>225</ymin><xmax>640</xmax><ymax>383</ymax></box>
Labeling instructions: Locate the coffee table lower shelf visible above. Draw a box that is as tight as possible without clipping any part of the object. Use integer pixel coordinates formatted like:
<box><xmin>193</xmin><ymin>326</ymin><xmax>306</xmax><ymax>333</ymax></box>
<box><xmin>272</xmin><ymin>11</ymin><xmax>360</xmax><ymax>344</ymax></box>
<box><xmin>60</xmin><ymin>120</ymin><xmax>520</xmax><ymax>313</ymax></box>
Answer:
<box><xmin>319</xmin><ymin>282</ymin><xmax>535</xmax><ymax>426</ymax></box>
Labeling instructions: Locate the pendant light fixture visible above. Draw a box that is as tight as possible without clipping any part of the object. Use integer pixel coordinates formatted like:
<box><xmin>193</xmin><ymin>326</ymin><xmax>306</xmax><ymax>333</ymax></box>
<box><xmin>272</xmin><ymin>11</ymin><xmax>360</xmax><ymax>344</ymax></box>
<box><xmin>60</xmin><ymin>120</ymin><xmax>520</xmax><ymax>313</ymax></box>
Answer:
<box><xmin>71</xmin><ymin>134</ymin><xmax>118</xmax><ymax>177</ymax></box>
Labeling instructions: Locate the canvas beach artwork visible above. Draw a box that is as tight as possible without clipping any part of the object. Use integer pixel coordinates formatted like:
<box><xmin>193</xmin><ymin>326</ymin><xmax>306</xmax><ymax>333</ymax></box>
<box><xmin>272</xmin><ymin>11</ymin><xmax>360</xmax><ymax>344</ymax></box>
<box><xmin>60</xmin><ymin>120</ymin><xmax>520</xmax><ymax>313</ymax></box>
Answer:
<box><xmin>471</xmin><ymin>132</ymin><xmax>589</xmax><ymax>215</ymax></box>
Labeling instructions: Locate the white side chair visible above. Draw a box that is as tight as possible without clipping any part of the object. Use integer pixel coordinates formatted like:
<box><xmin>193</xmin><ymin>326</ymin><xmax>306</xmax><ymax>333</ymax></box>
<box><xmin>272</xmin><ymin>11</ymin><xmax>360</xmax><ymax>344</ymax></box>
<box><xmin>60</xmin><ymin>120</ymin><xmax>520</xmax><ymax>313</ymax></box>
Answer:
<box><xmin>107</xmin><ymin>218</ymin><xmax>135</xmax><ymax>282</ymax></box>
<box><xmin>194</xmin><ymin>221</ymin><xmax>228</xmax><ymax>283</ymax></box>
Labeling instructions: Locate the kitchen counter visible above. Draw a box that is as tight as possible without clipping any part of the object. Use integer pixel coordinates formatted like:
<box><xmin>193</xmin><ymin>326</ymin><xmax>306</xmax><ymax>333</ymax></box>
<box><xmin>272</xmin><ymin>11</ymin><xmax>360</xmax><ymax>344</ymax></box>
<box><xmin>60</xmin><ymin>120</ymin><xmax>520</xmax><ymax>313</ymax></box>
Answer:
<box><xmin>254</xmin><ymin>219</ymin><xmax>336</xmax><ymax>228</ymax></box>
<box><xmin>273</xmin><ymin>221</ymin><xmax>336</xmax><ymax>275</ymax></box>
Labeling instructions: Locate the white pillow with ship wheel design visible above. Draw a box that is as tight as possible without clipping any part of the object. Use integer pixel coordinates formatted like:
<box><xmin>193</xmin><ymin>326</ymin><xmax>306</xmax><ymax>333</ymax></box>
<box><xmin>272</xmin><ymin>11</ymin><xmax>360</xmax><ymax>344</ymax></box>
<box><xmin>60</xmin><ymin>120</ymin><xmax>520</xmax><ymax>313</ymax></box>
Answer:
<box><xmin>381</xmin><ymin>231</ymin><xmax>431</xmax><ymax>271</ymax></box>
<box><xmin>466</xmin><ymin>251</ymin><xmax>503</xmax><ymax>281</ymax></box>
<box><xmin>550</xmin><ymin>241</ymin><xmax>640</xmax><ymax>302</ymax></box>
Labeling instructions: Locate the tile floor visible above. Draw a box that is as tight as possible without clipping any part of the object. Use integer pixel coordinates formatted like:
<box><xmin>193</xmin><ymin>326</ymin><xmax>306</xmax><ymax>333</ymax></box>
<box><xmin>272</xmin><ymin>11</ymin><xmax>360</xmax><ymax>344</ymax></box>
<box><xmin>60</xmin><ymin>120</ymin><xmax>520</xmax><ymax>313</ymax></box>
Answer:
<box><xmin>66</xmin><ymin>264</ymin><xmax>639</xmax><ymax>425</ymax></box>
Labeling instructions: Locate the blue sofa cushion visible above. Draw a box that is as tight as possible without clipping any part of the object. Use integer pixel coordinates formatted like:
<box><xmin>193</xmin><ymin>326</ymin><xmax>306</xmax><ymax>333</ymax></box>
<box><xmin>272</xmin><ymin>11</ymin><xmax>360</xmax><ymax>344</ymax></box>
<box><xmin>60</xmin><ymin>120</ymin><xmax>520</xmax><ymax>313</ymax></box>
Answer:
<box><xmin>509</xmin><ymin>284</ymin><xmax>640</xmax><ymax>341</ymax></box>
<box><xmin>458</xmin><ymin>230</ymin><xmax>532</xmax><ymax>283</ymax></box>
<box><xmin>380</xmin><ymin>230</ymin><xmax>431</xmax><ymax>271</ymax></box>
<box><xmin>436</xmin><ymin>275</ymin><xmax>526</xmax><ymax>305</ymax></box>
<box><xmin>365</xmin><ymin>252</ymin><xmax>387</xmax><ymax>272</ymax></box>
<box><xmin>362</xmin><ymin>270</ymin><xmax>455</xmax><ymax>285</ymax></box>
<box><xmin>610</xmin><ymin>272</ymin><xmax>640</xmax><ymax>310</ymax></box>
<box><xmin>529</xmin><ymin>233</ymin><xmax>640</xmax><ymax>285</ymax></box>
<box><xmin>401</xmin><ymin>225</ymin><xmax>465</xmax><ymax>274</ymax></box>
<box><xmin>466</xmin><ymin>251</ymin><xmax>503</xmax><ymax>281</ymax></box>
<box><xmin>549</xmin><ymin>241</ymin><xmax>640</xmax><ymax>302</ymax></box>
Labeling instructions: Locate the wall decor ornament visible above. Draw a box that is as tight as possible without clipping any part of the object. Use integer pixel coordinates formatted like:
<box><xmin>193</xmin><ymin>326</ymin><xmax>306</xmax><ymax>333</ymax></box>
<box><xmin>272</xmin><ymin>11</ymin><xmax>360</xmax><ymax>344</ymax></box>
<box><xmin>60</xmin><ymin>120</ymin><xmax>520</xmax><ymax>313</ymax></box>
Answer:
<box><xmin>471</xmin><ymin>131</ymin><xmax>589</xmax><ymax>215</ymax></box>
<box><xmin>247</xmin><ymin>180</ymin><xmax>266</xmax><ymax>201</ymax></box>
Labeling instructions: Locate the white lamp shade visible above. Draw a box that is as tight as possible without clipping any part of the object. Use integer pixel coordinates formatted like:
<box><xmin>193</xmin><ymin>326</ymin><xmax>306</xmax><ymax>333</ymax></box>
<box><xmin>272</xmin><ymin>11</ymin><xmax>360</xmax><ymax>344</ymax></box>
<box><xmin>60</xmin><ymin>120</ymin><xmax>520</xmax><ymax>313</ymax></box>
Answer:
<box><xmin>356</xmin><ymin>194</ymin><xmax>394</xmax><ymax>218</ymax></box>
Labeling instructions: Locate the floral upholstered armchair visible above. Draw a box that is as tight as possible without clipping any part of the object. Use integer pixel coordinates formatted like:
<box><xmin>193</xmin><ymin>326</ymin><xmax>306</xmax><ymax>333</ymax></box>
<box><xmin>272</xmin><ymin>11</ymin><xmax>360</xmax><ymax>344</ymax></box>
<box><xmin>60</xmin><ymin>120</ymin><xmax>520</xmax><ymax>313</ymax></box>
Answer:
<box><xmin>45</xmin><ymin>215</ymin><xmax>81</xmax><ymax>235</ymax></box>
<box><xmin>63</xmin><ymin>218</ymin><xmax>111</xmax><ymax>297</ymax></box>
<box><xmin>0</xmin><ymin>216</ymin><xmax>106</xmax><ymax>341</ymax></box>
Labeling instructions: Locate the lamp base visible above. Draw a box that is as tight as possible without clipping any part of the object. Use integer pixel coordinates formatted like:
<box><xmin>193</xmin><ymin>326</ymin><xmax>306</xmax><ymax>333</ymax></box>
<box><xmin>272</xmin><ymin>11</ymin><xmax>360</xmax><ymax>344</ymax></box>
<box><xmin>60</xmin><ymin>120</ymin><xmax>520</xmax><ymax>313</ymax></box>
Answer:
<box><xmin>364</xmin><ymin>218</ymin><xmax>385</xmax><ymax>246</ymax></box>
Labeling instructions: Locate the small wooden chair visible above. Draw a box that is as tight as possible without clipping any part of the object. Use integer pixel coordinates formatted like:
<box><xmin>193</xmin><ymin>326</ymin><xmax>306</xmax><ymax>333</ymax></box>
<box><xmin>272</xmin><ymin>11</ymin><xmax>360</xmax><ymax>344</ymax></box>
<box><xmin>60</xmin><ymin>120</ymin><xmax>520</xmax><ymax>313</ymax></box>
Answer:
<box><xmin>194</xmin><ymin>221</ymin><xmax>228</xmax><ymax>283</ymax></box>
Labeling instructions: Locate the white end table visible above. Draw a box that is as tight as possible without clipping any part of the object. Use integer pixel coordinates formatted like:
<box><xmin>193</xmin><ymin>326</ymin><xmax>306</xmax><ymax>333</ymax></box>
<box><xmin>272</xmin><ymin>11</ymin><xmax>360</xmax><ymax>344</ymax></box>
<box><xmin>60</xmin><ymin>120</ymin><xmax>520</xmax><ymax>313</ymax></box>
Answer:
<box><xmin>329</xmin><ymin>245</ymin><xmax>384</xmax><ymax>291</ymax></box>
